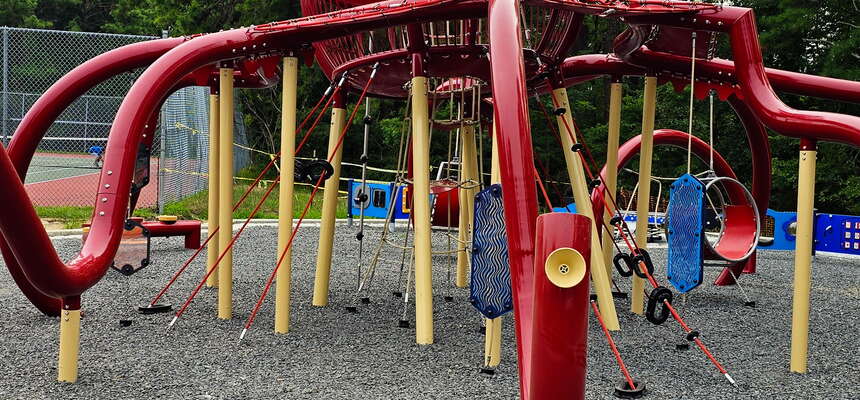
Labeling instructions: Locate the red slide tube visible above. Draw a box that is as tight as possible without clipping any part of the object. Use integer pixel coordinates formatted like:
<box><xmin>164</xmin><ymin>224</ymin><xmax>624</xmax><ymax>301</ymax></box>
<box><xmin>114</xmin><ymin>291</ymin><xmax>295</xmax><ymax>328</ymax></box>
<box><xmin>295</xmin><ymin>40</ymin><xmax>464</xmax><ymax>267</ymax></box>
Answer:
<box><xmin>488</xmin><ymin>0</ymin><xmax>540</xmax><ymax>396</ymax></box>
<box><xmin>528</xmin><ymin>213</ymin><xmax>591</xmax><ymax>400</ymax></box>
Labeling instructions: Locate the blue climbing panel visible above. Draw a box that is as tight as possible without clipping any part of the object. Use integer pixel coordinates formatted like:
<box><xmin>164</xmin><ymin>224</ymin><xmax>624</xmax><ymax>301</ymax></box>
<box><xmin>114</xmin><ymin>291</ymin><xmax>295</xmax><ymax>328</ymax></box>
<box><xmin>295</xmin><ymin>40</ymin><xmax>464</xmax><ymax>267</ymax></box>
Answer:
<box><xmin>667</xmin><ymin>174</ymin><xmax>704</xmax><ymax>293</ymax></box>
<box><xmin>469</xmin><ymin>184</ymin><xmax>513</xmax><ymax>319</ymax></box>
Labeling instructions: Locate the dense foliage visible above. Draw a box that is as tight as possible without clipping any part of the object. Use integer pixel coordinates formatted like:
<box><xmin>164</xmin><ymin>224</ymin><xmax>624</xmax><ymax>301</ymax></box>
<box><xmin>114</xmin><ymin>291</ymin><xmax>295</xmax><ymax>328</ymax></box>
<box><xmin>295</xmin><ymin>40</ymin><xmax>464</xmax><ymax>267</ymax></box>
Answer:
<box><xmin>3</xmin><ymin>0</ymin><xmax>858</xmax><ymax>213</ymax></box>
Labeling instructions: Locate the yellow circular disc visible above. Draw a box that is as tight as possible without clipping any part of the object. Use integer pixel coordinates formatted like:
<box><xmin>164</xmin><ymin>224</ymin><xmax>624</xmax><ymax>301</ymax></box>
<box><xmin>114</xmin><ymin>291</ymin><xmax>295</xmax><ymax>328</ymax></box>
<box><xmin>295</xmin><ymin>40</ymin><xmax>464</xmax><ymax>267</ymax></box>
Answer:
<box><xmin>157</xmin><ymin>215</ymin><xmax>179</xmax><ymax>223</ymax></box>
<box><xmin>544</xmin><ymin>247</ymin><xmax>587</xmax><ymax>288</ymax></box>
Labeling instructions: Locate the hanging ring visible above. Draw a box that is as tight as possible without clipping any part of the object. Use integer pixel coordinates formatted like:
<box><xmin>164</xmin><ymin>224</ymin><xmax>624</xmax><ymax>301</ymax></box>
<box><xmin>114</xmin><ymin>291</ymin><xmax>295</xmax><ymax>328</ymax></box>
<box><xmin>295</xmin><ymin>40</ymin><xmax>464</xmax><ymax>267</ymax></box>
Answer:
<box><xmin>646</xmin><ymin>286</ymin><xmax>673</xmax><ymax>325</ymax></box>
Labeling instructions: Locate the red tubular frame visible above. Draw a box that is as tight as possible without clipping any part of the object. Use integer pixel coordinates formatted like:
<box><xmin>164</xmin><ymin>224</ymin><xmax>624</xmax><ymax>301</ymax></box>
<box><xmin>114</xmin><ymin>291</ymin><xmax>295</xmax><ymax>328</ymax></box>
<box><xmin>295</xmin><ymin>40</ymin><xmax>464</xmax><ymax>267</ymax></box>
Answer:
<box><xmin>620</xmin><ymin>6</ymin><xmax>860</xmax><ymax>146</ymax></box>
<box><xmin>528</xmin><ymin>213</ymin><xmax>591</xmax><ymax>400</ymax></box>
<box><xmin>488</xmin><ymin>1</ymin><xmax>540</xmax><ymax>396</ymax></box>
<box><xmin>0</xmin><ymin>0</ymin><xmax>480</xmax><ymax>313</ymax></box>
<box><xmin>591</xmin><ymin>129</ymin><xmax>741</xmax><ymax>226</ymax></box>
<box><xmin>0</xmin><ymin>38</ymin><xmax>184</xmax><ymax>314</ymax></box>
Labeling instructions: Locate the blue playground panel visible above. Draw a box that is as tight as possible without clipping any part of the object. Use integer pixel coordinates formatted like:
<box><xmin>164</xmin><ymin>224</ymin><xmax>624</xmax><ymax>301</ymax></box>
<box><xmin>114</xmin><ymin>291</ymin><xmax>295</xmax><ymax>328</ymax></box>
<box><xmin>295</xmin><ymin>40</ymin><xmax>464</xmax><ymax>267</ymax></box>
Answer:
<box><xmin>814</xmin><ymin>213</ymin><xmax>860</xmax><ymax>255</ymax></box>
<box><xmin>666</xmin><ymin>174</ymin><xmax>704</xmax><ymax>294</ymax></box>
<box><xmin>469</xmin><ymin>184</ymin><xmax>513</xmax><ymax>319</ymax></box>
<box><xmin>623</xmin><ymin>214</ymin><xmax>667</xmax><ymax>225</ymax></box>
<box><xmin>552</xmin><ymin>203</ymin><xmax>577</xmax><ymax>213</ymax></box>
<box><xmin>758</xmin><ymin>210</ymin><xmax>860</xmax><ymax>256</ymax></box>
<box><xmin>758</xmin><ymin>209</ymin><xmax>798</xmax><ymax>251</ymax></box>
<box><xmin>347</xmin><ymin>180</ymin><xmax>410</xmax><ymax>221</ymax></box>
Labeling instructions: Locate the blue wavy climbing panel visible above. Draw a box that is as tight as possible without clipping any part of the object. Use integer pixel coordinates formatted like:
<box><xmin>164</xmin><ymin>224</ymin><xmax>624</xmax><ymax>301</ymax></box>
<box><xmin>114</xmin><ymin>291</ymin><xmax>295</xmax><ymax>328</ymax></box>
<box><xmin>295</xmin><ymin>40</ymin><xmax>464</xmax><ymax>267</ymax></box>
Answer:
<box><xmin>469</xmin><ymin>184</ymin><xmax>513</xmax><ymax>319</ymax></box>
<box><xmin>667</xmin><ymin>173</ymin><xmax>704</xmax><ymax>293</ymax></box>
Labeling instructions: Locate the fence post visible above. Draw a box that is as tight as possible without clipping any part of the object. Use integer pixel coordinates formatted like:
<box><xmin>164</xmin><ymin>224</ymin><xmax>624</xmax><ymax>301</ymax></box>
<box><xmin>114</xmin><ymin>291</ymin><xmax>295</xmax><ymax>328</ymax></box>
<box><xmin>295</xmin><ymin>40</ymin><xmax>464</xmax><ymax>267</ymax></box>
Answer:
<box><xmin>2</xmin><ymin>27</ymin><xmax>9</xmax><ymax>145</ymax></box>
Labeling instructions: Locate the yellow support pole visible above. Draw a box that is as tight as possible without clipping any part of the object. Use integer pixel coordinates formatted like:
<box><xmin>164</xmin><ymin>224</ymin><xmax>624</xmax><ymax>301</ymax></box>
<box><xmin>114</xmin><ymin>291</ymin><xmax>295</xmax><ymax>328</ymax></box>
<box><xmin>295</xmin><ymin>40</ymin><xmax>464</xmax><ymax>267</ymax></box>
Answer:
<box><xmin>57</xmin><ymin>307</ymin><xmax>81</xmax><ymax>383</ymax></box>
<box><xmin>275</xmin><ymin>57</ymin><xmax>298</xmax><ymax>333</ymax></box>
<box><xmin>790</xmin><ymin>140</ymin><xmax>817</xmax><ymax>373</ymax></box>
<box><xmin>456</xmin><ymin>124</ymin><xmax>478</xmax><ymax>288</ymax></box>
<box><xmin>632</xmin><ymin>76</ymin><xmax>657</xmax><ymax>315</ymax></box>
<box><xmin>411</xmin><ymin>75</ymin><xmax>434</xmax><ymax>345</ymax></box>
<box><xmin>312</xmin><ymin>98</ymin><xmax>347</xmax><ymax>306</ymax></box>
<box><xmin>217</xmin><ymin>68</ymin><xmax>234</xmax><ymax>319</ymax></box>
<box><xmin>206</xmin><ymin>92</ymin><xmax>220</xmax><ymax>288</ymax></box>
<box><xmin>602</xmin><ymin>81</ymin><xmax>623</xmax><ymax>278</ymax></box>
<box><xmin>552</xmin><ymin>87</ymin><xmax>619</xmax><ymax>331</ymax></box>
<box><xmin>483</xmin><ymin>119</ymin><xmax>502</xmax><ymax>368</ymax></box>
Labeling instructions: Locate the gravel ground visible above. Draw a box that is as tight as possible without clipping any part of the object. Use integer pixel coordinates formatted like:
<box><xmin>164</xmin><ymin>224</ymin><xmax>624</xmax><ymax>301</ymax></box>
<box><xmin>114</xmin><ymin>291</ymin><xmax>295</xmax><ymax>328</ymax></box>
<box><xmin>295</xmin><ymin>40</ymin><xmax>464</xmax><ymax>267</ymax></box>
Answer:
<box><xmin>0</xmin><ymin>222</ymin><xmax>857</xmax><ymax>399</ymax></box>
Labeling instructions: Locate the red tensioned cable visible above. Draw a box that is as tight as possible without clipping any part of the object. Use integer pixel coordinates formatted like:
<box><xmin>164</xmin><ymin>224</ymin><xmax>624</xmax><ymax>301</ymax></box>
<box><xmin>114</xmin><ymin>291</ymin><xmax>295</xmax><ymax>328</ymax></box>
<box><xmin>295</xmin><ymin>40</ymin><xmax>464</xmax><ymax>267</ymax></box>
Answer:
<box><xmin>544</xmin><ymin>89</ymin><xmax>737</xmax><ymax>387</ymax></box>
<box><xmin>168</xmin><ymin>172</ymin><xmax>283</xmax><ymax>327</ymax></box>
<box><xmin>591</xmin><ymin>300</ymin><xmax>638</xmax><ymax>391</ymax></box>
<box><xmin>240</xmin><ymin>66</ymin><xmax>379</xmax><ymax>340</ymax></box>
<box><xmin>533</xmin><ymin>166</ymin><xmax>554</xmax><ymax>210</ymax></box>
<box><xmin>147</xmin><ymin>82</ymin><xmax>339</xmax><ymax>307</ymax></box>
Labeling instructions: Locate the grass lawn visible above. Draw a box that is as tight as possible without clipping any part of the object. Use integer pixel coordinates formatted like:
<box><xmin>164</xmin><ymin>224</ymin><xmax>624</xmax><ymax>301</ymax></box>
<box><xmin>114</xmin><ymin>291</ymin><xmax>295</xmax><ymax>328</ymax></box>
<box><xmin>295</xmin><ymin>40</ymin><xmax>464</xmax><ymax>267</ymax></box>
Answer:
<box><xmin>35</xmin><ymin>184</ymin><xmax>348</xmax><ymax>229</ymax></box>
<box><xmin>163</xmin><ymin>183</ymin><xmax>348</xmax><ymax>220</ymax></box>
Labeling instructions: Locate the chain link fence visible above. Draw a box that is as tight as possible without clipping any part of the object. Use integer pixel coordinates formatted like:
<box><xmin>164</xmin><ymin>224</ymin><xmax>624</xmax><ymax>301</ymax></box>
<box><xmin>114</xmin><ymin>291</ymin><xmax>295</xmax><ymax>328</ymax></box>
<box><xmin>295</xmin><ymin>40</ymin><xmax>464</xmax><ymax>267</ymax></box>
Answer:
<box><xmin>0</xmin><ymin>27</ymin><xmax>249</xmax><ymax>211</ymax></box>
<box><xmin>158</xmin><ymin>87</ymin><xmax>251</xmax><ymax>210</ymax></box>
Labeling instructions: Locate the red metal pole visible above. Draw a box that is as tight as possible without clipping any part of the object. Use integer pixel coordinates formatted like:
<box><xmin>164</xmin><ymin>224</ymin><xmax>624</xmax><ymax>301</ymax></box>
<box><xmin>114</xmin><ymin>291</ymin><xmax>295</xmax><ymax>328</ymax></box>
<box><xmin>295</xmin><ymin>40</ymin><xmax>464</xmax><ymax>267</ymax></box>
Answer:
<box><xmin>488</xmin><ymin>0</ymin><xmax>540</xmax><ymax>396</ymax></box>
<box><xmin>529</xmin><ymin>213</ymin><xmax>591</xmax><ymax>400</ymax></box>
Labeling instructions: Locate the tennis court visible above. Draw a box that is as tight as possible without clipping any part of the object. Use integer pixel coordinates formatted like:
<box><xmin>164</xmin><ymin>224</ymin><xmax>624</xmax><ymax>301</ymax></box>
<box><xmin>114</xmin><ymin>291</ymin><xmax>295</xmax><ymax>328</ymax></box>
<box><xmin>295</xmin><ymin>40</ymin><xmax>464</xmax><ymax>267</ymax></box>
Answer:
<box><xmin>25</xmin><ymin>152</ymin><xmax>158</xmax><ymax>207</ymax></box>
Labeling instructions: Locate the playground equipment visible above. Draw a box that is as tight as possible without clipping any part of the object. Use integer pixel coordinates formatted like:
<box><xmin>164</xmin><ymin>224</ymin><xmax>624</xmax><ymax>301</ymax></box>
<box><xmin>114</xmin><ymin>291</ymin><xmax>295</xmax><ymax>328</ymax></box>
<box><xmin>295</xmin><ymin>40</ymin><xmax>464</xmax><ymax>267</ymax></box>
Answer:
<box><xmin>0</xmin><ymin>1</ymin><xmax>858</xmax><ymax>396</ymax></box>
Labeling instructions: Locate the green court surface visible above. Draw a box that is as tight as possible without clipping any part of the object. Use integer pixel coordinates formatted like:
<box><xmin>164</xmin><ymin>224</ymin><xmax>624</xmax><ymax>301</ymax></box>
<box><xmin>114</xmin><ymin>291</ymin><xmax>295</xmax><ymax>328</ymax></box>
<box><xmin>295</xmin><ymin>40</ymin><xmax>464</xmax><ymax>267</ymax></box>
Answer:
<box><xmin>24</xmin><ymin>152</ymin><xmax>101</xmax><ymax>184</ymax></box>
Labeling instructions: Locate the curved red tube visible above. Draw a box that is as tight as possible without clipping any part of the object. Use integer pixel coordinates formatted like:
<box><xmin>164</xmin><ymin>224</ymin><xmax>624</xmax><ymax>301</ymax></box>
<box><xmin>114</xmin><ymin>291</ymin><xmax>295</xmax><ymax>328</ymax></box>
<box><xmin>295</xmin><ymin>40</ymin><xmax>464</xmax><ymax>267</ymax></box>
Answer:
<box><xmin>0</xmin><ymin>38</ymin><xmax>183</xmax><ymax>314</ymax></box>
<box><xmin>0</xmin><ymin>0</ymin><xmax>482</xmax><ymax>308</ymax></box>
<box><xmin>591</xmin><ymin>129</ymin><xmax>741</xmax><ymax>227</ymax></box>
<box><xmin>591</xmin><ymin>129</ymin><xmax>757</xmax><ymax>287</ymax></box>
<box><xmin>619</xmin><ymin>6</ymin><xmax>860</xmax><ymax>147</ymax></box>
<box><xmin>488</xmin><ymin>0</ymin><xmax>539</xmax><ymax>397</ymax></box>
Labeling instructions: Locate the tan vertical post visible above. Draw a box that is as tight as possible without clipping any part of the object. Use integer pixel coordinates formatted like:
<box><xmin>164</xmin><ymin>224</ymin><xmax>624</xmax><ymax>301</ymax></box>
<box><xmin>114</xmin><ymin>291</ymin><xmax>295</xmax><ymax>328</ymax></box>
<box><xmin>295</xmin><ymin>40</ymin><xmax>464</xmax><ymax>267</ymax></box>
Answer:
<box><xmin>57</xmin><ymin>305</ymin><xmax>81</xmax><ymax>383</ymax></box>
<box><xmin>217</xmin><ymin>68</ymin><xmax>234</xmax><ymax>319</ymax></box>
<box><xmin>206</xmin><ymin>92</ymin><xmax>220</xmax><ymax>287</ymax></box>
<box><xmin>552</xmin><ymin>87</ymin><xmax>619</xmax><ymax>330</ymax></box>
<box><xmin>411</xmin><ymin>74</ymin><xmax>434</xmax><ymax>345</ymax></box>
<box><xmin>602</xmin><ymin>80</ymin><xmax>623</xmax><ymax>277</ymax></box>
<box><xmin>632</xmin><ymin>76</ymin><xmax>657</xmax><ymax>315</ymax></box>
<box><xmin>275</xmin><ymin>57</ymin><xmax>298</xmax><ymax>333</ymax></box>
<box><xmin>456</xmin><ymin>124</ymin><xmax>478</xmax><ymax>287</ymax></box>
<box><xmin>790</xmin><ymin>139</ymin><xmax>817</xmax><ymax>373</ymax></box>
<box><xmin>312</xmin><ymin>96</ymin><xmax>347</xmax><ymax>307</ymax></box>
<box><xmin>484</xmin><ymin>119</ymin><xmax>502</xmax><ymax>368</ymax></box>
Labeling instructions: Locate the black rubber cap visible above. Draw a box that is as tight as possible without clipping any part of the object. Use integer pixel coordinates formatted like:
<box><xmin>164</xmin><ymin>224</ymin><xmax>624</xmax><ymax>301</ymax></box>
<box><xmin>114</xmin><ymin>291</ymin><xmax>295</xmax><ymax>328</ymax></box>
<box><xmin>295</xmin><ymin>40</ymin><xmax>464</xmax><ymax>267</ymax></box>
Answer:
<box><xmin>614</xmin><ymin>380</ymin><xmax>647</xmax><ymax>399</ymax></box>
<box><xmin>119</xmin><ymin>320</ymin><xmax>133</xmax><ymax>327</ymax></box>
<box><xmin>571</xmin><ymin>143</ymin><xmax>585</xmax><ymax>153</ymax></box>
<box><xmin>479</xmin><ymin>368</ymin><xmax>496</xmax><ymax>376</ymax></box>
<box><xmin>346</xmin><ymin>306</ymin><xmax>358</xmax><ymax>314</ymax></box>
<box><xmin>444</xmin><ymin>296</ymin><xmax>454</xmax><ymax>302</ymax></box>
<box><xmin>392</xmin><ymin>291</ymin><xmax>403</xmax><ymax>298</ymax></box>
<box><xmin>590</xmin><ymin>294</ymin><xmax>598</xmax><ymax>301</ymax></box>
<box><xmin>745</xmin><ymin>301</ymin><xmax>756</xmax><ymax>308</ymax></box>
<box><xmin>363</xmin><ymin>115</ymin><xmax>373</xmax><ymax>125</ymax></box>
<box><xmin>360</xmin><ymin>297</ymin><xmax>371</xmax><ymax>304</ymax></box>
<box><xmin>686</xmin><ymin>331</ymin><xmax>700</xmax><ymax>342</ymax></box>
<box><xmin>553</xmin><ymin>107</ymin><xmax>566</xmax><ymax>116</ymax></box>
<box><xmin>138</xmin><ymin>304</ymin><xmax>173</xmax><ymax>314</ymax></box>
<box><xmin>676</xmin><ymin>343</ymin><xmax>691</xmax><ymax>351</ymax></box>
<box><xmin>612</xmin><ymin>291</ymin><xmax>629</xmax><ymax>299</ymax></box>
<box><xmin>398</xmin><ymin>320</ymin><xmax>410</xmax><ymax>328</ymax></box>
